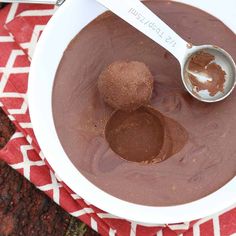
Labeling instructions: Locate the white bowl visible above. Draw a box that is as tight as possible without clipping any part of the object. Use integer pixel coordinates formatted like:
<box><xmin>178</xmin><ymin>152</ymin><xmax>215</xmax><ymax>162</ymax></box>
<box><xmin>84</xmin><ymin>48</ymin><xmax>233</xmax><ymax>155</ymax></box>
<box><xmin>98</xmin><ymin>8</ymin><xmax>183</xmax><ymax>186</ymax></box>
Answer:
<box><xmin>28</xmin><ymin>0</ymin><xmax>236</xmax><ymax>224</ymax></box>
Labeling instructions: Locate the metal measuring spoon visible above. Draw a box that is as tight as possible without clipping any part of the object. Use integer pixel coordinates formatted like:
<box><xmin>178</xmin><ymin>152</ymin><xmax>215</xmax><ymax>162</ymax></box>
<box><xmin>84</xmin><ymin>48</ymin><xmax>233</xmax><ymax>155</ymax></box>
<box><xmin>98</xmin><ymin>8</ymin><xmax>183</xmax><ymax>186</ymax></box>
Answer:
<box><xmin>97</xmin><ymin>0</ymin><xmax>236</xmax><ymax>103</ymax></box>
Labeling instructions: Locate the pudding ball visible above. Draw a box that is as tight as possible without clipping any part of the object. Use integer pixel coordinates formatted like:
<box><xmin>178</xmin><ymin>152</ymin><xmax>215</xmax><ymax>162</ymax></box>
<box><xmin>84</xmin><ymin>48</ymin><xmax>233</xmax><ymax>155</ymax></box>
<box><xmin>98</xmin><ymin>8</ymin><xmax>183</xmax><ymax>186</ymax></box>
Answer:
<box><xmin>98</xmin><ymin>61</ymin><xmax>154</xmax><ymax>111</ymax></box>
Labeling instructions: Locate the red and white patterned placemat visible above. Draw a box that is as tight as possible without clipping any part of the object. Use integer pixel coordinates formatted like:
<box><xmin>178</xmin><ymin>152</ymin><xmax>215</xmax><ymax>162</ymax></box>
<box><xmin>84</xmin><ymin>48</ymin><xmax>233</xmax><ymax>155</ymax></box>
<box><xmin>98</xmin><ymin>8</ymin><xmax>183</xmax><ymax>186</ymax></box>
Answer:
<box><xmin>0</xmin><ymin>3</ymin><xmax>236</xmax><ymax>236</ymax></box>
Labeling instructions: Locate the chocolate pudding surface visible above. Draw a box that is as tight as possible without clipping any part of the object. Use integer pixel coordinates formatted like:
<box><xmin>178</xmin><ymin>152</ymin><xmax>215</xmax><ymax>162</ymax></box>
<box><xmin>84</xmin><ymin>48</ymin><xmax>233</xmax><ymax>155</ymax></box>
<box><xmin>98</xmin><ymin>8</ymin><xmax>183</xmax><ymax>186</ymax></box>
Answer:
<box><xmin>52</xmin><ymin>1</ymin><xmax>236</xmax><ymax>206</ymax></box>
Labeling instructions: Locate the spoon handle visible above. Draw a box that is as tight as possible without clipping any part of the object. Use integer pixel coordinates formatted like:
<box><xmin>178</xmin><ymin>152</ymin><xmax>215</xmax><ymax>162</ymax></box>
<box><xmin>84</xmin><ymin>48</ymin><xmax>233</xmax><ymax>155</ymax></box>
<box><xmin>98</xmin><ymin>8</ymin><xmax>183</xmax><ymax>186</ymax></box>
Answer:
<box><xmin>97</xmin><ymin>0</ymin><xmax>189</xmax><ymax>63</ymax></box>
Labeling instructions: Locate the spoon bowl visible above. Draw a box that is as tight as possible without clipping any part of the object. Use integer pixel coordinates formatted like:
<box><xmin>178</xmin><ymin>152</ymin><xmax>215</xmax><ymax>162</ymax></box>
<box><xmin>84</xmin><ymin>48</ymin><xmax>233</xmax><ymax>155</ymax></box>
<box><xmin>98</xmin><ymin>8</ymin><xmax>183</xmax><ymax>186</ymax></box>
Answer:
<box><xmin>182</xmin><ymin>45</ymin><xmax>236</xmax><ymax>102</ymax></box>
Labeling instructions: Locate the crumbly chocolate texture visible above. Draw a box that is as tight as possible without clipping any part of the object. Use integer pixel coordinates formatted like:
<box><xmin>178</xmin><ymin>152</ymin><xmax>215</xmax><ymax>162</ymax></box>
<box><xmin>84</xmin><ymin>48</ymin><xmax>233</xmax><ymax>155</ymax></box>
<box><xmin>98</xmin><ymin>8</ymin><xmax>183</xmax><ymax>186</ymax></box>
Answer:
<box><xmin>187</xmin><ymin>51</ymin><xmax>226</xmax><ymax>96</ymax></box>
<box><xmin>98</xmin><ymin>61</ymin><xmax>153</xmax><ymax>111</ymax></box>
<box><xmin>188</xmin><ymin>51</ymin><xmax>215</xmax><ymax>71</ymax></box>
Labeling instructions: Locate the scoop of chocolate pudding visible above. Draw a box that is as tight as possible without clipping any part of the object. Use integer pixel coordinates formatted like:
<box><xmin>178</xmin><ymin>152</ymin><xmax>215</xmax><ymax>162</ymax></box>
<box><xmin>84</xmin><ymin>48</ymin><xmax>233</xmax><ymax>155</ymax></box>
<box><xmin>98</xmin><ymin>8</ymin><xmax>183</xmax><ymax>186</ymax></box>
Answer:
<box><xmin>98</xmin><ymin>61</ymin><xmax>153</xmax><ymax>111</ymax></box>
<box><xmin>52</xmin><ymin>1</ymin><xmax>236</xmax><ymax>206</ymax></box>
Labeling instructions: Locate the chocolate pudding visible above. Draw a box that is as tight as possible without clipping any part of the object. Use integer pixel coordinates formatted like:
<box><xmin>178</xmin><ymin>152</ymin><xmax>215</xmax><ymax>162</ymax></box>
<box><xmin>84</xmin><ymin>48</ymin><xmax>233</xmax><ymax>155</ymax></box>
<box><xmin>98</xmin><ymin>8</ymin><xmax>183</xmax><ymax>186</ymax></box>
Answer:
<box><xmin>52</xmin><ymin>1</ymin><xmax>236</xmax><ymax>206</ymax></box>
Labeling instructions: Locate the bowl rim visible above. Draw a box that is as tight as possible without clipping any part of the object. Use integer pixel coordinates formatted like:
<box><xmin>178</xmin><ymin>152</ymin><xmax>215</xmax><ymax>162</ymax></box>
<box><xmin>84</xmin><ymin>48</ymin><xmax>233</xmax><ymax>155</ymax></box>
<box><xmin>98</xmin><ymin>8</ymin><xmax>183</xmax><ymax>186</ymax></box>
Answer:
<box><xmin>28</xmin><ymin>0</ymin><xmax>236</xmax><ymax>224</ymax></box>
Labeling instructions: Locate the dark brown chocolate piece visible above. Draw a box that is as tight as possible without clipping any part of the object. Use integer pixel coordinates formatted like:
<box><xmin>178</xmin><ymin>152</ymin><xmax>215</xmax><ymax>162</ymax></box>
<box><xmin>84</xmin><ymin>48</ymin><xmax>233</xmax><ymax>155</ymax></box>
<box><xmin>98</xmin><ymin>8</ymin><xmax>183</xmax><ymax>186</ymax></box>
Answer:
<box><xmin>52</xmin><ymin>1</ymin><xmax>236</xmax><ymax>206</ymax></box>
<box><xmin>98</xmin><ymin>61</ymin><xmax>153</xmax><ymax>111</ymax></box>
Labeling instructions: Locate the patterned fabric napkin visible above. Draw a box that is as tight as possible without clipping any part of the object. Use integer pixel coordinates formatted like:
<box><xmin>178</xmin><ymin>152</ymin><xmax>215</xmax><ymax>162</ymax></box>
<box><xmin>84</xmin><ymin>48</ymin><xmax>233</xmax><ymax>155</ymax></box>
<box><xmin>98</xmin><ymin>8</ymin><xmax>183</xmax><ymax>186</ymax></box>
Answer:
<box><xmin>0</xmin><ymin>3</ymin><xmax>236</xmax><ymax>236</ymax></box>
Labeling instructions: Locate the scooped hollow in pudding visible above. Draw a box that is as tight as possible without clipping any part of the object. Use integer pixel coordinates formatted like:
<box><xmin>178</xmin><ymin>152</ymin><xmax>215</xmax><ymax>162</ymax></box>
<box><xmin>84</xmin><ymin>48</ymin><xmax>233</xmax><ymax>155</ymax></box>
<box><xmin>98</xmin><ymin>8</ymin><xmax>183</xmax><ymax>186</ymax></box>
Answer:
<box><xmin>105</xmin><ymin>106</ymin><xmax>188</xmax><ymax>164</ymax></box>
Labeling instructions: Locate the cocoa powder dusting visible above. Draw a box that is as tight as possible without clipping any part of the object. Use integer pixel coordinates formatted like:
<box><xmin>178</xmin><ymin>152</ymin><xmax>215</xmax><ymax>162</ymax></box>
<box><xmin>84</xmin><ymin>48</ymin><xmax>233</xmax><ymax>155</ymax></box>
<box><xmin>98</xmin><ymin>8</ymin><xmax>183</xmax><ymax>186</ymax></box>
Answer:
<box><xmin>188</xmin><ymin>51</ymin><xmax>215</xmax><ymax>71</ymax></box>
<box><xmin>188</xmin><ymin>51</ymin><xmax>226</xmax><ymax>96</ymax></box>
